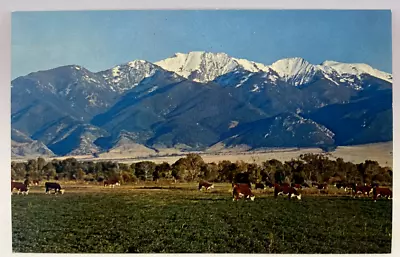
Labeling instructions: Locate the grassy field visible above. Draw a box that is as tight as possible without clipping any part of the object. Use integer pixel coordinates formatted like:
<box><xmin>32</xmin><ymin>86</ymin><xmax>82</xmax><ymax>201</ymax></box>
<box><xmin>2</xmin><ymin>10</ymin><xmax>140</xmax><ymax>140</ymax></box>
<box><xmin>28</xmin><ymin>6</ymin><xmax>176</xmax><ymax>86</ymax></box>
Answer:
<box><xmin>12</xmin><ymin>184</ymin><xmax>392</xmax><ymax>253</ymax></box>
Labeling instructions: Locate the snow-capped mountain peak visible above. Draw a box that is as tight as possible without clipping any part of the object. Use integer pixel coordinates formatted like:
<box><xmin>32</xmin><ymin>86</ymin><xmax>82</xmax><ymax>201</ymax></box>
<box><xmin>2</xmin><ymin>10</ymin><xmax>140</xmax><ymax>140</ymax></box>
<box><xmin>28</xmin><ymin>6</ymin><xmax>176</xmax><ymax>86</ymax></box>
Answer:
<box><xmin>270</xmin><ymin>57</ymin><xmax>317</xmax><ymax>86</ymax></box>
<box><xmin>100</xmin><ymin>60</ymin><xmax>160</xmax><ymax>92</ymax></box>
<box><xmin>155</xmin><ymin>51</ymin><xmax>274</xmax><ymax>83</ymax></box>
<box><xmin>154</xmin><ymin>51</ymin><xmax>392</xmax><ymax>86</ymax></box>
<box><xmin>321</xmin><ymin>60</ymin><xmax>392</xmax><ymax>83</ymax></box>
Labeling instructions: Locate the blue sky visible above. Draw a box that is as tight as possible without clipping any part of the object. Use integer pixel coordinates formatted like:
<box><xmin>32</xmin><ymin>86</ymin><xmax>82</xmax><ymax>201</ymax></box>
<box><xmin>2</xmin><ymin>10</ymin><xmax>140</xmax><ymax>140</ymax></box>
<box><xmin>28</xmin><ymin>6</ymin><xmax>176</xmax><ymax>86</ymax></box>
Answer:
<box><xmin>12</xmin><ymin>10</ymin><xmax>392</xmax><ymax>79</ymax></box>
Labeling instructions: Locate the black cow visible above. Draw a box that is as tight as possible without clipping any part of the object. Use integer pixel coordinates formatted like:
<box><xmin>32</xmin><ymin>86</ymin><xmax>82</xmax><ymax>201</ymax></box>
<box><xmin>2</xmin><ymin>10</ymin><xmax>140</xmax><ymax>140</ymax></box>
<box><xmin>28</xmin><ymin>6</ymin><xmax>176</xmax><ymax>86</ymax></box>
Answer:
<box><xmin>334</xmin><ymin>182</ymin><xmax>345</xmax><ymax>190</ymax></box>
<box><xmin>45</xmin><ymin>182</ymin><xmax>65</xmax><ymax>194</ymax></box>
<box><xmin>255</xmin><ymin>182</ymin><xmax>265</xmax><ymax>190</ymax></box>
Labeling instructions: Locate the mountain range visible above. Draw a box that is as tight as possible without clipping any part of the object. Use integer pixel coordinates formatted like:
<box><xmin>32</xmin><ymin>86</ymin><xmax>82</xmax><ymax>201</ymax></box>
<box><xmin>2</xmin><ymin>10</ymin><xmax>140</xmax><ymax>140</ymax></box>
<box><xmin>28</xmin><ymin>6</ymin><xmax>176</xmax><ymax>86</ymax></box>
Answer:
<box><xmin>11</xmin><ymin>51</ymin><xmax>393</xmax><ymax>157</ymax></box>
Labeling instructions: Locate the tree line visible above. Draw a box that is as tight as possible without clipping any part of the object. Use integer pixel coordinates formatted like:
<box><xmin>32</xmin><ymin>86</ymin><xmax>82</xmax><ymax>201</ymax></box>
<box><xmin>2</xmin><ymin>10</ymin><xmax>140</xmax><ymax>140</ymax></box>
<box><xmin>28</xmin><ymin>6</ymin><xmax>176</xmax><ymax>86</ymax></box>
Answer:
<box><xmin>11</xmin><ymin>153</ymin><xmax>392</xmax><ymax>185</ymax></box>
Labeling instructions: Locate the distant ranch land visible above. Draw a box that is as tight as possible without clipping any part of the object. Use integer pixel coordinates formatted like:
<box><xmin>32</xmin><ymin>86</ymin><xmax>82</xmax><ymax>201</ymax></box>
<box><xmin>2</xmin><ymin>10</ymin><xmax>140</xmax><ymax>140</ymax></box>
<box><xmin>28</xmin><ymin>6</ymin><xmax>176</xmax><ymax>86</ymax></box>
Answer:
<box><xmin>11</xmin><ymin>142</ymin><xmax>393</xmax><ymax>168</ymax></box>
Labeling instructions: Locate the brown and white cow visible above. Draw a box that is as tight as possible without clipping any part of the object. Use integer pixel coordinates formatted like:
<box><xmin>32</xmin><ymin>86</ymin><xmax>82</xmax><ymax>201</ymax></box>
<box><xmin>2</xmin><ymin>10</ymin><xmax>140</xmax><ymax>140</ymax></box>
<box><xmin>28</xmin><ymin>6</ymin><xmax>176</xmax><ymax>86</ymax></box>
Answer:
<box><xmin>232</xmin><ymin>183</ymin><xmax>255</xmax><ymax>201</ymax></box>
<box><xmin>352</xmin><ymin>184</ymin><xmax>373</xmax><ymax>198</ymax></box>
<box><xmin>11</xmin><ymin>181</ymin><xmax>29</xmax><ymax>195</ymax></box>
<box><xmin>372</xmin><ymin>187</ymin><xmax>392</xmax><ymax>202</ymax></box>
<box><xmin>104</xmin><ymin>179</ymin><xmax>120</xmax><ymax>188</ymax></box>
<box><xmin>274</xmin><ymin>184</ymin><xmax>301</xmax><ymax>200</ymax></box>
<box><xmin>199</xmin><ymin>181</ymin><xmax>214</xmax><ymax>190</ymax></box>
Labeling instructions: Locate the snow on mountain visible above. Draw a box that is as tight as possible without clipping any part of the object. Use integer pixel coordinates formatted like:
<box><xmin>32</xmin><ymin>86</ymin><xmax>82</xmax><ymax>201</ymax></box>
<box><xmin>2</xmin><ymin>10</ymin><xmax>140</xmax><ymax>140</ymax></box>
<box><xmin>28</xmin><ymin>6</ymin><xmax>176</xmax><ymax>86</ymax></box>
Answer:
<box><xmin>99</xmin><ymin>60</ymin><xmax>161</xmax><ymax>92</ymax></box>
<box><xmin>155</xmin><ymin>51</ymin><xmax>277</xmax><ymax>83</ymax></box>
<box><xmin>321</xmin><ymin>61</ymin><xmax>392</xmax><ymax>83</ymax></box>
<box><xmin>154</xmin><ymin>51</ymin><xmax>392</xmax><ymax>87</ymax></box>
<box><xmin>270</xmin><ymin>57</ymin><xmax>318</xmax><ymax>86</ymax></box>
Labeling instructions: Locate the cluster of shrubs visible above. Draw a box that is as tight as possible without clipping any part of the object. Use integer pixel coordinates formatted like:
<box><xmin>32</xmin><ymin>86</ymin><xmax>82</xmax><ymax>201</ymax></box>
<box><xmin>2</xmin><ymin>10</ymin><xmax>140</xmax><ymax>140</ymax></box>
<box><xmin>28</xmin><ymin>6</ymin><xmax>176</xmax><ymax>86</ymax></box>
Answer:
<box><xmin>11</xmin><ymin>153</ymin><xmax>392</xmax><ymax>186</ymax></box>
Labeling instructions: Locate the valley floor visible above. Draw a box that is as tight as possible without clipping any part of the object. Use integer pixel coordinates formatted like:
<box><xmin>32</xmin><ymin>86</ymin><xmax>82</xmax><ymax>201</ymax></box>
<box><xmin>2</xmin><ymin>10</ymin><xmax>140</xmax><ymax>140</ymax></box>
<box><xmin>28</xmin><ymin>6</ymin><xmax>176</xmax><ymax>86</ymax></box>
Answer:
<box><xmin>13</xmin><ymin>142</ymin><xmax>393</xmax><ymax>168</ymax></box>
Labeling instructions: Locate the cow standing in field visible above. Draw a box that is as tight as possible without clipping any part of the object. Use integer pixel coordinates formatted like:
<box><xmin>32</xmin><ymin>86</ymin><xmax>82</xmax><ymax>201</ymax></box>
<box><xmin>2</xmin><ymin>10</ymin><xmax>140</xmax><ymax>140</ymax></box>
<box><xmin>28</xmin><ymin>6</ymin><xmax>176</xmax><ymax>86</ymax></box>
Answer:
<box><xmin>104</xmin><ymin>179</ymin><xmax>120</xmax><ymax>188</ymax></box>
<box><xmin>352</xmin><ymin>184</ymin><xmax>372</xmax><ymax>198</ymax></box>
<box><xmin>11</xmin><ymin>181</ymin><xmax>29</xmax><ymax>195</ymax></box>
<box><xmin>198</xmin><ymin>181</ymin><xmax>214</xmax><ymax>191</ymax></box>
<box><xmin>232</xmin><ymin>183</ymin><xmax>255</xmax><ymax>201</ymax></box>
<box><xmin>372</xmin><ymin>187</ymin><xmax>392</xmax><ymax>202</ymax></box>
<box><xmin>45</xmin><ymin>182</ymin><xmax>65</xmax><ymax>194</ymax></box>
<box><xmin>274</xmin><ymin>184</ymin><xmax>301</xmax><ymax>200</ymax></box>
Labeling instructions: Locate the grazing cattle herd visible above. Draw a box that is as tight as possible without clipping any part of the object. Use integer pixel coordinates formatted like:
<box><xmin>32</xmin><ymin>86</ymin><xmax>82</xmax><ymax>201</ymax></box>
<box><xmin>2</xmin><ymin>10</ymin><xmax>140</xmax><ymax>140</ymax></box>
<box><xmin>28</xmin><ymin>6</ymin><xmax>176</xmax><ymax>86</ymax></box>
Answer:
<box><xmin>10</xmin><ymin>177</ymin><xmax>392</xmax><ymax>203</ymax></box>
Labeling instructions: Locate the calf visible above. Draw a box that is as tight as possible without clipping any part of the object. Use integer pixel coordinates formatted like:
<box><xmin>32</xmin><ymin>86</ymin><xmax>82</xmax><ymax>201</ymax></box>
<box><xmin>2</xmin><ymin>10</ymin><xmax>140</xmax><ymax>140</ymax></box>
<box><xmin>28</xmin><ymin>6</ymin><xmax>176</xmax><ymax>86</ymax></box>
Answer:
<box><xmin>199</xmin><ymin>181</ymin><xmax>214</xmax><ymax>190</ymax></box>
<box><xmin>255</xmin><ymin>182</ymin><xmax>265</xmax><ymax>190</ymax></box>
<box><xmin>372</xmin><ymin>187</ymin><xmax>392</xmax><ymax>202</ymax></box>
<box><xmin>104</xmin><ymin>179</ymin><xmax>120</xmax><ymax>188</ymax></box>
<box><xmin>11</xmin><ymin>182</ymin><xmax>29</xmax><ymax>195</ymax></box>
<box><xmin>274</xmin><ymin>185</ymin><xmax>301</xmax><ymax>200</ymax></box>
<box><xmin>232</xmin><ymin>183</ymin><xmax>255</xmax><ymax>201</ymax></box>
<box><xmin>45</xmin><ymin>182</ymin><xmax>65</xmax><ymax>194</ymax></box>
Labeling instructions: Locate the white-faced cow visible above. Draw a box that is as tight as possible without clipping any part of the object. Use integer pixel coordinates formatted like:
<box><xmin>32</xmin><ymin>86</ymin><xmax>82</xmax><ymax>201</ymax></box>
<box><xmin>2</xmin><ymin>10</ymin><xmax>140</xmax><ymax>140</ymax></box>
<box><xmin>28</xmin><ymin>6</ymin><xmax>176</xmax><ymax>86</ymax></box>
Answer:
<box><xmin>45</xmin><ymin>182</ymin><xmax>65</xmax><ymax>194</ymax></box>
<box><xmin>11</xmin><ymin>181</ymin><xmax>29</xmax><ymax>195</ymax></box>
<box><xmin>372</xmin><ymin>187</ymin><xmax>392</xmax><ymax>202</ymax></box>
<box><xmin>352</xmin><ymin>184</ymin><xmax>373</xmax><ymax>198</ymax></box>
<box><xmin>198</xmin><ymin>181</ymin><xmax>214</xmax><ymax>191</ymax></box>
<box><xmin>274</xmin><ymin>184</ymin><xmax>301</xmax><ymax>200</ymax></box>
<box><xmin>232</xmin><ymin>183</ymin><xmax>255</xmax><ymax>201</ymax></box>
<box><xmin>104</xmin><ymin>179</ymin><xmax>120</xmax><ymax>188</ymax></box>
